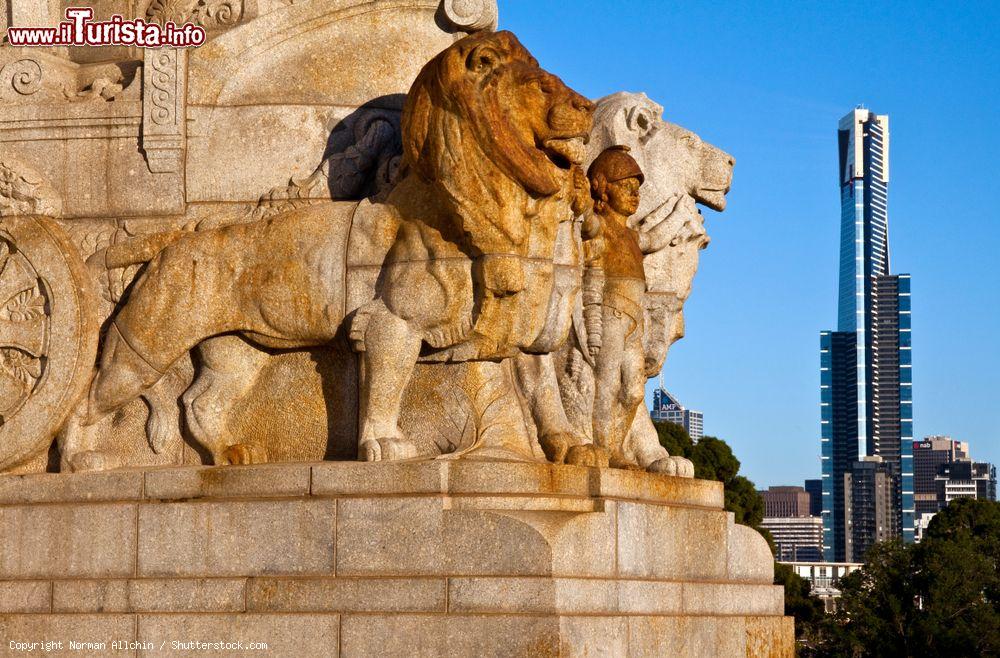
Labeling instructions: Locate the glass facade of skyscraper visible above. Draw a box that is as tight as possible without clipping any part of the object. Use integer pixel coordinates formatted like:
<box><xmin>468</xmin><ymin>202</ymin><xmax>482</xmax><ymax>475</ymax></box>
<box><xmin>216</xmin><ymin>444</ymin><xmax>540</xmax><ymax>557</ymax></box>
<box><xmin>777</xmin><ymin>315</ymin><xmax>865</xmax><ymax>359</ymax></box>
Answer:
<box><xmin>821</xmin><ymin>109</ymin><xmax>914</xmax><ymax>562</ymax></box>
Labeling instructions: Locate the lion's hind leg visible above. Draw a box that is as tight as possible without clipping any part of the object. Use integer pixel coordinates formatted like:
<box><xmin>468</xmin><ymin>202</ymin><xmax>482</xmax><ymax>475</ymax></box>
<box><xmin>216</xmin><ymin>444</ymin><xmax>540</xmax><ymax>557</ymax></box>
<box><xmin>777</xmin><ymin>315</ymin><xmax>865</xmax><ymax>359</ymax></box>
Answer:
<box><xmin>182</xmin><ymin>335</ymin><xmax>270</xmax><ymax>465</ymax></box>
<box><xmin>59</xmin><ymin>322</ymin><xmax>165</xmax><ymax>471</ymax></box>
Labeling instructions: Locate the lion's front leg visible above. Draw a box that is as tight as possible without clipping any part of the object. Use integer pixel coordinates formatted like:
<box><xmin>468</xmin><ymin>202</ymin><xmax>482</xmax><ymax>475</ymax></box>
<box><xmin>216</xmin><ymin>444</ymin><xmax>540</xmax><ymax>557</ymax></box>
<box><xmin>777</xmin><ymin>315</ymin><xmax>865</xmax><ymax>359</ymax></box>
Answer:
<box><xmin>351</xmin><ymin>299</ymin><xmax>421</xmax><ymax>462</ymax></box>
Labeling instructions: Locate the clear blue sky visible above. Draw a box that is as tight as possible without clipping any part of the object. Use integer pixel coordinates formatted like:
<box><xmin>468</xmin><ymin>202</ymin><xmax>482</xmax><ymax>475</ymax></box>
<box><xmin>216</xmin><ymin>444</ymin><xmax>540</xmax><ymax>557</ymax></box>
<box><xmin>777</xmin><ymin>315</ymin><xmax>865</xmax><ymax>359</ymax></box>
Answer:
<box><xmin>501</xmin><ymin>1</ymin><xmax>1000</xmax><ymax>488</ymax></box>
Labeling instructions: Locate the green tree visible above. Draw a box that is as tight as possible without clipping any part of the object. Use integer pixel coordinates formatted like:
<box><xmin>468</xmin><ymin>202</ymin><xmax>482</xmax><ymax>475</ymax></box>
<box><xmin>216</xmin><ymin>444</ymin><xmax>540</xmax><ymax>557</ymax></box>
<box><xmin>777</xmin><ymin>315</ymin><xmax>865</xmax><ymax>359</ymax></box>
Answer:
<box><xmin>652</xmin><ymin>421</ymin><xmax>765</xmax><ymax>532</ymax></box>
<box><xmin>774</xmin><ymin>562</ymin><xmax>826</xmax><ymax>646</ymax></box>
<box><xmin>813</xmin><ymin>498</ymin><xmax>1000</xmax><ymax>658</ymax></box>
<box><xmin>913</xmin><ymin>498</ymin><xmax>1000</xmax><ymax>656</ymax></box>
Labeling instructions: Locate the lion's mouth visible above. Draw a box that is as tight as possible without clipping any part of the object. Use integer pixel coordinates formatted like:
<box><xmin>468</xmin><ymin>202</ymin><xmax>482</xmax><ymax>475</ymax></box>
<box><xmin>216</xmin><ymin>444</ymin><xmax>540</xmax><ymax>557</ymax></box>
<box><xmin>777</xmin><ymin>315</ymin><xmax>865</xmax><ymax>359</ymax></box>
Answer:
<box><xmin>694</xmin><ymin>186</ymin><xmax>729</xmax><ymax>211</ymax></box>
<box><xmin>541</xmin><ymin>135</ymin><xmax>587</xmax><ymax>169</ymax></box>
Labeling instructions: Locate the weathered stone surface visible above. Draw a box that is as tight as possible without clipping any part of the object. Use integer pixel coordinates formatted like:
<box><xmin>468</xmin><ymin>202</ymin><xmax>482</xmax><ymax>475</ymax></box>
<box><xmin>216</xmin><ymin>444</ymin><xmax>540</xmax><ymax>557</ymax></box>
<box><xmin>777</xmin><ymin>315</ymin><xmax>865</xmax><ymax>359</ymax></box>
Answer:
<box><xmin>129</xmin><ymin>578</ymin><xmax>246</xmax><ymax>612</ymax></box>
<box><xmin>144</xmin><ymin>463</ymin><xmax>311</xmax><ymax>500</ymax></box>
<box><xmin>593</xmin><ymin>466</ymin><xmax>723</xmax><ymax>507</ymax></box>
<box><xmin>340</xmin><ymin>614</ymin><xmax>561</xmax><ymax>657</ymax></box>
<box><xmin>247</xmin><ymin>576</ymin><xmax>445</xmax><ymax>613</ymax></box>
<box><xmin>559</xmin><ymin>615</ymin><xmax>630</xmax><ymax>656</ymax></box>
<box><xmin>0</xmin><ymin>504</ymin><xmax>136</xmax><ymax>578</ymax></box>
<box><xmin>336</xmin><ymin>497</ymin><xmax>616</xmax><ymax>578</ymax></box>
<box><xmin>336</xmin><ymin>498</ymin><xmax>553</xmax><ymax>577</ymax></box>
<box><xmin>628</xmin><ymin>615</ymin><xmax>748</xmax><ymax>657</ymax></box>
<box><xmin>136</xmin><ymin>613</ymin><xmax>339</xmax><ymax>658</ymax></box>
<box><xmin>137</xmin><ymin>500</ymin><xmax>335</xmax><ymax>576</ymax></box>
<box><xmin>682</xmin><ymin>583</ymin><xmax>785</xmax><ymax>616</ymax></box>
<box><xmin>617</xmin><ymin>579</ymin><xmax>684</xmax><ymax>614</ymax></box>
<box><xmin>311</xmin><ymin>461</ymin><xmax>445</xmax><ymax>496</ymax></box>
<box><xmin>0</xmin><ymin>581</ymin><xmax>50</xmax><ymax>613</ymax></box>
<box><xmin>0</xmin><ymin>470</ymin><xmax>143</xmax><ymax>504</ymax></box>
<box><xmin>727</xmin><ymin>518</ymin><xmax>776</xmax><ymax>583</ymax></box>
<box><xmin>52</xmin><ymin>580</ymin><xmax>129</xmax><ymax>613</ymax></box>
<box><xmin>0</xmin><ymin>615</ymin><xmax>134</xmax><ymax>657</ymax></box>
<box><xmin>616</xmin><ymin>501</ymin><xmax>730</xmax><ymax>580</ymax></box>
<box><xmin>448</xmin><ymin>577</ymin><xmax>617</xmax><ymax>614</ymax></box>
<box><xmin>51</xmin><ymin>578</ymin><xmax>247</xmax><ymax>613</ymax></box>
<box><xmin>0</xmin><ymin>462</ymin><xmax>791</xmax><ymax>653</ymax></box>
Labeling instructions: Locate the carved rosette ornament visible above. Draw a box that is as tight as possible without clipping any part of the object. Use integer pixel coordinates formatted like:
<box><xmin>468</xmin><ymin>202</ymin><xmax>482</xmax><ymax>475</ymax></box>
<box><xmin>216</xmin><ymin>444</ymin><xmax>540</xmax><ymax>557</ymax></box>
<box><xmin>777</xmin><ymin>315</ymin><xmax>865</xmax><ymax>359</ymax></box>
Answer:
<box><xmin>0</xmin><ymin>216</ymin><xmax>98</xmax><ymax>472</ymax></box>
<box><xmin>440</xmin><ymin>0</ymin><xmax>498</xmax><ymax>32</ymax></box>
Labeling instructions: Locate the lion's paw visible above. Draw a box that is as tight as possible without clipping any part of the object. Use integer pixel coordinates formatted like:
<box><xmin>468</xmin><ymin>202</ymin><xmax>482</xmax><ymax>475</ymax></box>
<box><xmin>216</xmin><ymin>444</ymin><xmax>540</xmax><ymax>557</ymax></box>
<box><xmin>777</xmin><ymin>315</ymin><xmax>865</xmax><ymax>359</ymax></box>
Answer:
<box><xmin>68</xmin><ymin>450</ymin><xmax>122</xmax><ymax>473</ymax></box>
<box><xmin>648</xmin><ymin>455</ymin><xmax>694</xmax><ymax>478</ymax></box>
<box><xmin>222</xmin><ymin>443</ymin><xmax>268</xmax><ymax>465</ymax></box>
<box><xmin>539</xmin><ymin>432</ymin><xmax>580</xmax><ymax>464</ymax></box>
<box><xmin>565</xmin><ymin>444</ymin><xmax>610</xmax><ymax>468</ymax></box>
<box><xmin>361</xmin><ymin>438</ymin><xmax>418</xmax><ymax>462</ymax></box>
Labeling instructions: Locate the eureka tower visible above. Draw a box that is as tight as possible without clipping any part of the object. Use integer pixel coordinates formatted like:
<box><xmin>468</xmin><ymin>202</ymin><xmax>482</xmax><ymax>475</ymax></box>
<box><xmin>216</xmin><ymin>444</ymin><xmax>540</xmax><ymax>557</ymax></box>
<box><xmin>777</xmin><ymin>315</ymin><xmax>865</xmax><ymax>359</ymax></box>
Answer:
<box><xmin>820</xmin><ymin>108</ymin><xmax>914</xmax><ymax>562</ymax></box>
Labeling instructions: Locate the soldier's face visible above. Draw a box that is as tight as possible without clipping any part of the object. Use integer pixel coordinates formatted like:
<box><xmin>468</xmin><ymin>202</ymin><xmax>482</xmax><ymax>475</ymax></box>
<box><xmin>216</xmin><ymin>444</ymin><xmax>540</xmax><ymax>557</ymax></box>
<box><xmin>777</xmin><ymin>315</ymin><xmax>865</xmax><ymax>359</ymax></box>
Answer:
<box><xmin>606</xmin><ymin>177</ymin><xmax>641</xmax><ymax>217</ymax></box>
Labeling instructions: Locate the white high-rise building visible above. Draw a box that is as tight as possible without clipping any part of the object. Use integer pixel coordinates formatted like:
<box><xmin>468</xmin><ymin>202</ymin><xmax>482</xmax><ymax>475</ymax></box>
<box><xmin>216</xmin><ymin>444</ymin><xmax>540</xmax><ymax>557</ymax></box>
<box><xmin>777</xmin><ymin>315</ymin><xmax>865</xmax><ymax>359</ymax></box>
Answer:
<box><xmin>650</xmin><ymin>388</ymin><xmax>703</xmax><ymax>442</ymax></box>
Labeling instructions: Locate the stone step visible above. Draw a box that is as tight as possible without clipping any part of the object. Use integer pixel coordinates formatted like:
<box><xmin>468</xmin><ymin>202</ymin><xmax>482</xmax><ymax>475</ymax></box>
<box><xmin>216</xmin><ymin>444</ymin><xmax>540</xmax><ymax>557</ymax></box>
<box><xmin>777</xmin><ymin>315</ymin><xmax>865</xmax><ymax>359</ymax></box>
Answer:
<box><xmin>0</xmin><ymin>576</ymin><xmax>783</xmax><ymax>616</ymax></box>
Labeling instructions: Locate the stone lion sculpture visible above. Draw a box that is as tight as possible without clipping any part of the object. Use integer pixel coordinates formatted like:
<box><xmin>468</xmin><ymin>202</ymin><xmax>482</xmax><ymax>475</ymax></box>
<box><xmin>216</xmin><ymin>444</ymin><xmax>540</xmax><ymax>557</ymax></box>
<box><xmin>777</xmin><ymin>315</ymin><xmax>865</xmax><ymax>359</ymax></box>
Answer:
<box><xmin>59</xmin><ymin>30</ymin><xmax>594</xmax><ymax>470</ymax></box>
<box><xmin>520</xmin><ymin>92</ymin><xmax>735</xmax><ymax>476</ymax></box>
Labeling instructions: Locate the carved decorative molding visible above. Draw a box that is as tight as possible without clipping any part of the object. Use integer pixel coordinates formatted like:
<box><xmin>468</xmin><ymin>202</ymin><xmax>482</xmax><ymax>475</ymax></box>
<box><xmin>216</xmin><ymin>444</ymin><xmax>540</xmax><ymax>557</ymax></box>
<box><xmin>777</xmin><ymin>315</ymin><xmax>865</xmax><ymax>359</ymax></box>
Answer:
<box><xmin>145</xmin><ymin>0</ymin><xmax>258</xmax><ymax>31</ymax></box>
<box><xmin>0</xmin><ymin>159</ymin><xmax>63</xmax><ymax>217</ymax></box>
<box><xmin>1</xmin><ymin>59</ymin><xmax>44</xmax><ymax>97</ymax></box>
<box><xmin>142</xmin><ymin>48</ymin><xmax>187</xmax><ymax>174</ymax></box>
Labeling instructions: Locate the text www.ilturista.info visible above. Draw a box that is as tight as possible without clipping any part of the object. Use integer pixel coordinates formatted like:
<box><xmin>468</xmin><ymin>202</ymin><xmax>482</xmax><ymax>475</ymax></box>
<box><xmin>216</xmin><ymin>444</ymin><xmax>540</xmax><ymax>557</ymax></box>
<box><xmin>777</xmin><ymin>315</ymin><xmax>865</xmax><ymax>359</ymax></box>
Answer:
<box><xmin>6</xmin><ymin>8</ymin><xmax>205</xmax><ymax>48</ymax></box>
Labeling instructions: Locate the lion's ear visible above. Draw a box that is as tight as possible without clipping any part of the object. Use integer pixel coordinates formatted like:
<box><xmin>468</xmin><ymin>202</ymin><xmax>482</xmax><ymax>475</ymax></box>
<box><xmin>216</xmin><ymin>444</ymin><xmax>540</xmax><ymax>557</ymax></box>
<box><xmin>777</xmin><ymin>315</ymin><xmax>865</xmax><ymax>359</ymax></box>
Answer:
<box><xmin>466</xmin><ymin>45</ymin><xmax>502</xmax><ymax>75</ymax></box>
<box><xmin>625</xmin><ymin>101</ymin><xmax>661</xmax><ymax>144</ymax></box>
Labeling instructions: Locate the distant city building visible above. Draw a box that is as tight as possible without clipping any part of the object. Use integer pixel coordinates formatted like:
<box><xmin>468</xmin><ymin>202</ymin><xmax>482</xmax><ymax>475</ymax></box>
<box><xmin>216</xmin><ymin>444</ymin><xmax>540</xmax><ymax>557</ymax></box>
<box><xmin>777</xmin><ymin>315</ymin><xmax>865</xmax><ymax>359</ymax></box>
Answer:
<box><xmin>913</xmin><ymin>436</ymin><xmax>969</xmax><ymax>513</ymax></box>
<box><xmin>804</xmin><ymin>479</ymin><xmax>824</xmax><ymax>516</ymax></box>
<box><xmin>762</xmin><ymin>517</ymin><xmax>823</xmax><ymax>562</ymax></box>
<box><xmin>782</xmin><ymin>561</ymin><xmax>863</xmax><ymax>612</ymax></box>
<box><xmin>651</xmin><ymin>388</ymin><xmax>703</xmax><ymax>441</ymax></box>
<box><xmin>912</xmin><ymin>449</ymin><xmax>996</xmax><ymax>542</ymax></box>
<box><xmin>820</xmin><ymin>108</ymin><xmax>914</xmax><ymax>562</ymax></box>
<box><xmin>760</xmin><ymin>486</ymin><xmax>812</xmax><ymax>517</ymax></box>
<box><xmin>935</xmin><ymin>460</ymin><xmax>997</xmax><ymax>505</ymax></box>
<box><xmin>914</xmin><ymin>512</ymin><xmax>935</xmax><ymax>542</ymax></box>
<box><xmin>844</xmin><ymin>456</ymin><xmax>896</xmax><ymax>562</ymax></box>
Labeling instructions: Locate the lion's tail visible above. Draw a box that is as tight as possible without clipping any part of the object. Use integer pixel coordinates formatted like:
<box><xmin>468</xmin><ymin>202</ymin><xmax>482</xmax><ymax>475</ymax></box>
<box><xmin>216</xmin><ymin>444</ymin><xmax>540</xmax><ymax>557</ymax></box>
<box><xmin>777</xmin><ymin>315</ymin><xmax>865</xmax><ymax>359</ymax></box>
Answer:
<box><xmin>88</xmin><ymin>230</ymin><xmax>189</xmax><ymax>270</ymax></box>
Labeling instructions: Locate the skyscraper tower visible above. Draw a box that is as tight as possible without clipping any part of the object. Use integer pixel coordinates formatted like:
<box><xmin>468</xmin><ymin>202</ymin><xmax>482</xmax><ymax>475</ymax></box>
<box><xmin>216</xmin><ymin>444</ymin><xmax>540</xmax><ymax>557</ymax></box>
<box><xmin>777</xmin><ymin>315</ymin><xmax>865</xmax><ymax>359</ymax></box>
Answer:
<box><xmin>820</xmin><ymin>108</ymin><xmax>914</xmax><ymax>562</ymax></box>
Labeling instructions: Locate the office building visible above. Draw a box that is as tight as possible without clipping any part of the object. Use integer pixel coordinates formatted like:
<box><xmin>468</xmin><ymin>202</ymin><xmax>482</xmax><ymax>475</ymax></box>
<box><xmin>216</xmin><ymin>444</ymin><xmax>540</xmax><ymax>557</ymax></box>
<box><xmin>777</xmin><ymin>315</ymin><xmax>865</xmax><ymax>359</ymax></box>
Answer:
<box><xmin>935</xmin><ymin>460</ymin><xmax>997</xmax><ymax>506</ymax></box>
<box><xmin>844</xmin><ymin>456</ymin><xmax>896</xmax><ymax>562</ymax></box>
<box><xmin>820</xmin><ymin>108</ymin><xmax>914</xmax><ymax>562</ymax></box>
<box><xmin>913</xmin><ymin>436</ymin><xmax>969</xmax><ymax>513</ymax></box>
<box><xmin>762</xmin><ymin>516</ymin><xmax>824</xmax><ymax>562</ymax></box>
<box><xmin>782</xmin><ymin>561</ymin><xmax>863</xmax><ymax>612</ymax></box>
<box><xmin>651</xmin><ymin>388</ymin><xmax>703</xmax><ymax>441</ymax></box>
<box><xmin>804</xmin><ymin>479</ymin><xmax>824</xmax><ymax>516</ymax></box>
<box><xmin>760</xmin><ymin>486</ymin><xmax>812</xmax><ymax>517</ymax></box>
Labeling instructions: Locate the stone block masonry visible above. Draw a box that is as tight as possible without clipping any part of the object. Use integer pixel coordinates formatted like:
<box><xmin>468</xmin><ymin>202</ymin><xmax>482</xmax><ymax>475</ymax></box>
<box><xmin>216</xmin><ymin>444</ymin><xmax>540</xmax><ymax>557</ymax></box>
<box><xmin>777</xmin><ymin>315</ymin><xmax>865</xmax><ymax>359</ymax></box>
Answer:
<box><xmin>0</xmin><ymin>462</ymin><xmax>792</xmax><ymax>657</ymax></box>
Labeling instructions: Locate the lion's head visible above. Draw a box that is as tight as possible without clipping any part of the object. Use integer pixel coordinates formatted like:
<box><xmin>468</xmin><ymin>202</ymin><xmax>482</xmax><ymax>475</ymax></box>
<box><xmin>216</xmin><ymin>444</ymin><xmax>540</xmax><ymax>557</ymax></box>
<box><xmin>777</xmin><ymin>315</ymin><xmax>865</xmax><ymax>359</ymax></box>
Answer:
<box><xmin>587</xmin><ymin>92</ymin><xmax>735</xmax><ymax>376</ymax></box>
<box><xmin>400</xmin><ymin>30</ymin><xmax>594</xmax><ymax>246</ymax></box>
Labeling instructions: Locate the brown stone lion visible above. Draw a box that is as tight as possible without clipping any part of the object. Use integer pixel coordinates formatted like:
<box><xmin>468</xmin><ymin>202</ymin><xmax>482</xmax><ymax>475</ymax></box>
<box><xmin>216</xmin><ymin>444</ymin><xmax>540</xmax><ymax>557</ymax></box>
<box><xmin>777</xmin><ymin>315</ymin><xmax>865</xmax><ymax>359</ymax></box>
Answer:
<box><xmin>60</xmin><ymin>30</ymin><xmax>594</xmax><ymax>470</ymax></box>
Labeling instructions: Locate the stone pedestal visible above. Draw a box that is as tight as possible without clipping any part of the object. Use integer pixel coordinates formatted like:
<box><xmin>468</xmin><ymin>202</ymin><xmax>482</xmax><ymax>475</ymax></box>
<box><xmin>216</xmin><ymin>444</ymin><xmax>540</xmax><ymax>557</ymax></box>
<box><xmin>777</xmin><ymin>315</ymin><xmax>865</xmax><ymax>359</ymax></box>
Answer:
<box><xmin>0</xmin><ymin>462</ymin><xmax>792</xmax><ymax>656</ymax></box>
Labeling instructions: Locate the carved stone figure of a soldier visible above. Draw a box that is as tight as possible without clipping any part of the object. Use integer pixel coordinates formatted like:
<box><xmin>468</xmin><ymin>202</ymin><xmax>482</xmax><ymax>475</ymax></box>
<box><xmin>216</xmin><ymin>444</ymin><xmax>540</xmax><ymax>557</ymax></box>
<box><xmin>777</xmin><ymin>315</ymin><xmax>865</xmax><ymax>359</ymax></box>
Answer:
<box><xmin>583</xmin><ymin>146</ymin><xmax>648</xmax><ymax>465</ymax></box>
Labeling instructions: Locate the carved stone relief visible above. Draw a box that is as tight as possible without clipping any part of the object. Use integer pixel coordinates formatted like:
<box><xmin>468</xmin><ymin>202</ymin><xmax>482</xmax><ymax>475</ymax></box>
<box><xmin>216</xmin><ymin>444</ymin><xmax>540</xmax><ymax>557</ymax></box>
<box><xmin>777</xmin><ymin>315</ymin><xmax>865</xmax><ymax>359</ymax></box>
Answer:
<box><xmin>0</xmin><ymin>215</ymin><xmax>98</xmax><ymax>473</ymax></box>
<box><xmin>144</xmin><ymin>0</ymin><xmax>257</xmax><ymax>32</ymax></box>
<box><xmin>142</xmin><ymin>47</ymin><xmax>187</xmax><ymax>173</ymax></box>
